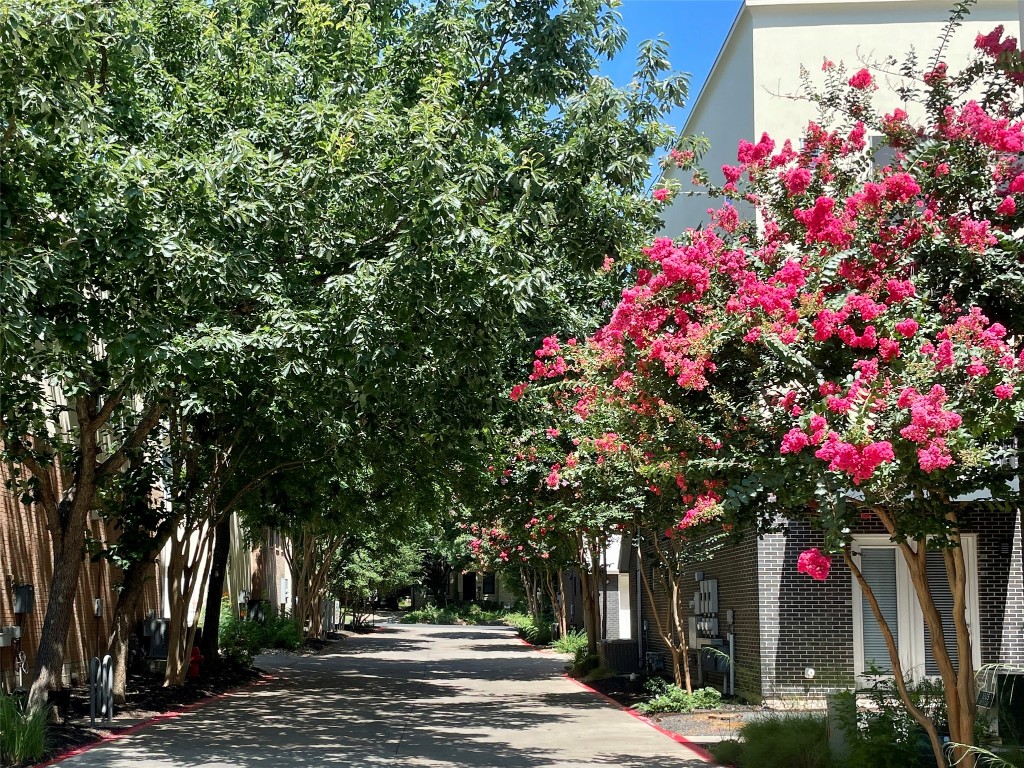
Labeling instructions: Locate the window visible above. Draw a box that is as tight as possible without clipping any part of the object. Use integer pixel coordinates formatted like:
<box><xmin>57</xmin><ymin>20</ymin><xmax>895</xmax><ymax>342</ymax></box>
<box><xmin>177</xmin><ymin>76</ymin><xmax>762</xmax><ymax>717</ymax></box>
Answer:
<box><xmin>851</xmin><ymin>534</ymin><xmax>980</xmax><ymax>682</ymax></box>
<box><xmin>869</xmin><ymin>135</ymin><xmax>899</xmax><ymax>172</ymax></box>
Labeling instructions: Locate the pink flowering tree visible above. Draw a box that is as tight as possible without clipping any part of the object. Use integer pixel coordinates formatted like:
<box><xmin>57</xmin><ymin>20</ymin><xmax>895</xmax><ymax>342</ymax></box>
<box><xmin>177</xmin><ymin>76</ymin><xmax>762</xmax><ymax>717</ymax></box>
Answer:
<box><xmin>511</xmin><ymin>18</ymin><xmax>1024</xmax><ymax>766</ymax></box>
<box><xmin>515</xmin><ymin>296</ymin><xmax>748</xmax><ymax>689</ymax></box>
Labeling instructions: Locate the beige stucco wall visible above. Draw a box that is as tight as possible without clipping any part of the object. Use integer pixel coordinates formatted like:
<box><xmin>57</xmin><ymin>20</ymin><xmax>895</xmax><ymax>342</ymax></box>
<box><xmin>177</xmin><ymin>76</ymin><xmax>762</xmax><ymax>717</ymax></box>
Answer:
<box><xmin>661</xmin><ymin>0</ymin><xmax>1019</xmax><ymax>236</ymax></box>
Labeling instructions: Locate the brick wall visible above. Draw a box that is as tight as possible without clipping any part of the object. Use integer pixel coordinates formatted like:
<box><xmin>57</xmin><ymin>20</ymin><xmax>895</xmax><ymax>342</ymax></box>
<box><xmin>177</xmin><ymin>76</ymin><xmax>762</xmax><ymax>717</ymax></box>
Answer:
<box><xmin>0</xmin><ymin>460</ymin><xmax>163</xmax><ymax>689</ymax></box>
<box><xmin>757</xmin><ymin>521</ymin><xmax>855</xmax><ymax>699</ymax></box>
<box><xmin>973</xmin><ymin>509</ymin><xmax>1024</xmax><ymax>667</ymax></box>
<box><xmin>636</xmin><ymin>533</ymin><xmax>761</xmax><ymax>697</ymax></box>
<box><xmin>755</xmin><ymin>508</ymin><xmax>1023</xmax><ymax>699</ymax></box>
<box><xmin>636</xmin><ymin>507</ymin><xmax>1023</xmax><ymax>702</ymax></box>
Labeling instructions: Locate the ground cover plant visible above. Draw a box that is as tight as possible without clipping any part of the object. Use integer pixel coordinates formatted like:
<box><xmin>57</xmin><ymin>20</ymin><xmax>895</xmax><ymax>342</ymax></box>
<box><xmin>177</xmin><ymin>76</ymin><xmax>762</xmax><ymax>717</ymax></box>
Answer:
<box><xmin>0</xmin><ymin>694</ymin><xmax>47</xmax><ymax>767</ymax></box>
<box><xmin>399</xmin><ymin>603</ymin><xmax>508</xmax><ymax>626</ymax></box>
<box><xmin>635</xmin><ymin>678</ymin><xmax>722</xmax><ymax>714</ymax></box>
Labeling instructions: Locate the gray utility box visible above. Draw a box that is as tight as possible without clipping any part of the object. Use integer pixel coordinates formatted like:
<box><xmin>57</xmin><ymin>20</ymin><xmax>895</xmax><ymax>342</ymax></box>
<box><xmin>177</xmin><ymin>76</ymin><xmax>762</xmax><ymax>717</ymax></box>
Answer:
<box><xmin>13</xmin><ymin>585</ymin><xmax>34</xmax><ymax>615</ymax></box>
<box><xmin>144</xmin><ymin>618</ymin><xmax>169</xmax><ymax>659</ymax></box>
<box><xmin>0</xmin><ymin>625</ymin><xmax>21</xmax><ymax>647</ymax></box>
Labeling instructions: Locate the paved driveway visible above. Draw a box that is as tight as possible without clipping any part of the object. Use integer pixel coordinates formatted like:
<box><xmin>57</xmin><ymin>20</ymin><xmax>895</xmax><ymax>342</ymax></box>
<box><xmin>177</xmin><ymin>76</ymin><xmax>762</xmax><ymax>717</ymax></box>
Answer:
<box><xmin>55</xmin><ymin>624</ymin><xmax>709</xmax><ymax>767</ymax></box>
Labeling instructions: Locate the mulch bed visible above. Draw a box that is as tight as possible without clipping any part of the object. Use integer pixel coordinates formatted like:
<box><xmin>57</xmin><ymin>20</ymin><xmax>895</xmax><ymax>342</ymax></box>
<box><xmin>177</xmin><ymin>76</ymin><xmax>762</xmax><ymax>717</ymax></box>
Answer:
<box><xmin>41</xmin><ymin>634</ymin><xmax>346</xmax><ymax>761</ymax></box>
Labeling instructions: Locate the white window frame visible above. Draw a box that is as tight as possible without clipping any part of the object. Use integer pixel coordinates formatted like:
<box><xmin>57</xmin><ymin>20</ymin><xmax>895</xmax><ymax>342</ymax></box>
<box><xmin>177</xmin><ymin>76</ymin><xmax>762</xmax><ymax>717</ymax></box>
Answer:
<box><xmin>851</xmin><ymin>534</ymin><xmax>981</xmax><ymax>684</ymax></box>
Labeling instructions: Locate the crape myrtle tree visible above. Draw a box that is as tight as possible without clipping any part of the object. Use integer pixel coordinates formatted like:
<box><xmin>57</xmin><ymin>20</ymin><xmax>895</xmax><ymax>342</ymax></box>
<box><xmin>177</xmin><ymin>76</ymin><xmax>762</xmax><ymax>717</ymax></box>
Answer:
<box><xmin>514</xmin><ymin>14</ymin><xmax>1024</xmax><ymax>767</ymax></box>
<box><xmin>510</xmin><ymin>318</ymin><xmax>741</xmax><ymax>688</ymax></box>
<box><xmin>2</xmin><ymin>0</ymin><xmax>692</xmax><ymax>711</ymax></box>
<box><xmin>468</xmin><ymin>427</ymin><xmax>590</xmax><ymax>636</ymax></box>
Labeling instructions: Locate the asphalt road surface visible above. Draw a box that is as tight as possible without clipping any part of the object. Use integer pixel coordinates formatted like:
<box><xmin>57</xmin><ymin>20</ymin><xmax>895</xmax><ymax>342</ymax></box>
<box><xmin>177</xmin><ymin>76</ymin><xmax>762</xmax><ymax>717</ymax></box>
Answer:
<box><xmin>54</xmin><ymin>623</ymin><xmax>710</xmax><ymax>767</ymax></box>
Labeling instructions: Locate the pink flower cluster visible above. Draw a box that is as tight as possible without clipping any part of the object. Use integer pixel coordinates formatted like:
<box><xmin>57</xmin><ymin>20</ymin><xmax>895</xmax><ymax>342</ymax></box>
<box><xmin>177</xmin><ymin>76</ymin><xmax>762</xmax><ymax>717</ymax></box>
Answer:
<box><xmin>848</xmin><ymin>68</ymin><xmax>873</xmax><ymax>90</ymax></box>
<box><xmin>797</xmin><ymin>548</ymin><xmax>832</xmax><ymax>581</ymax></box>
<box><xmin>530</xmin><ymin>336</ymin><xmax>567</xmax><ymax>380</ymax></box>
<box><xmin>897</xmin><ymin>385</ymin><xmax>961</xmax><ymax>473</ymax></box>
<box><xmin>814</xmin><ymin>435</ymin><xmax>895</xmax><ymax>484</ymax></box>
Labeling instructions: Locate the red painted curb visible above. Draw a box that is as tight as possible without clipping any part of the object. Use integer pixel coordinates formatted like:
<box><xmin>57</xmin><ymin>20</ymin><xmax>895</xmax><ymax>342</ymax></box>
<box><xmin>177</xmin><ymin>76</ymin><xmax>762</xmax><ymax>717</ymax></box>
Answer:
<box><xmin>562</xmin><ymin>674</ymin><xmax>717</xmax><ymax>764</ymax></box>
<box><xmin>35</xmin><ymin>674</ymin><xmax>276</xmax><ymax>767</ymax></box>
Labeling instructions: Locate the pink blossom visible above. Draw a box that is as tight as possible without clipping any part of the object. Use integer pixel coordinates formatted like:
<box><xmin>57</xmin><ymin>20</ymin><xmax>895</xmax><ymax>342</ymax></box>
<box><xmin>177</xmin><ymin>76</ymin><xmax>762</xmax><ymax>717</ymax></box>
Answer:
<box><xmin>797</xmin><ymin>548</ymin><xmax>832</xmax><ymax>581</ymax></box>
<box><xmin>848</xmin><ymin>69</ymin><xmax>873</xmax><ymax>90</ymax></box>
<box><xmin>995</xmin><ymin>383</ymin><xmax>1015</xmax><ymax>399</ymax></box>
<box><xmin>783</xmin><ymin>167</ymin><xmax>813</xmax><ymax>196</ymax></box>
<box><xmin>653</xmin><ymin>188</ymin><xmax>670</xmax><ymax>202</ymax></box>
<box><xmin>780</xmin><ymin>428</ymin><xmax>810</xmax><ymax>454</ymax></box>
<box><xmin>918</xmin><ymin>439</ymin><xmax>954</xmax><ymax>473</ymax></box>
<box><xmin>997</xmin><ymin>196</ymin><xmax>1017</xmax><ymax>216</ymax></box>
<box><xmin>895</xmin><ymin>318</ymin><xmax>919</xmax><ymax>337</ymax></box>
<box><xmin>510</xmin><ymin>383</ymin><xmax>528</xmax><ymax>401</ymax></box>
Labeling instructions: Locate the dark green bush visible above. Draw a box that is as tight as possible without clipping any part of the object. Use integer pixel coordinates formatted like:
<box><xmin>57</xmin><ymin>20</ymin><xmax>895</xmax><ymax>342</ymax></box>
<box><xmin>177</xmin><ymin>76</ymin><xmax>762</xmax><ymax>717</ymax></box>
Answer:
<box><xmin>834</xmin><ymin>679</ymin><xmax>944</xmax><ymax>768</ymax></box>
<box><xmin>710</xmin><ymin>739</ymin><xmax>743</xmax><ymax>767</ymax></box>
<box><xmin>570</xmin><ymin>647</ymin><xmax>600</xmax><ymax>678</ymax></box>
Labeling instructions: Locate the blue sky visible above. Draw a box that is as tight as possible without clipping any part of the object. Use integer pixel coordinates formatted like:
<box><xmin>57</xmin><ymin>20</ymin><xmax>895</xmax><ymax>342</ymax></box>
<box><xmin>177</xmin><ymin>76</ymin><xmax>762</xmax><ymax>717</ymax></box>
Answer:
<box><xmin>599</xmin><ymin>0</ymin><xmax>743</xmax><ymax>132</ymax></box>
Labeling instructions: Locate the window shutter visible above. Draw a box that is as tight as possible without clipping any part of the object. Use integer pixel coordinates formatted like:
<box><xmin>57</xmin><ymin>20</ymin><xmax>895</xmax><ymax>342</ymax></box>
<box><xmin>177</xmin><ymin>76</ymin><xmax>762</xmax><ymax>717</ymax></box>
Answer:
<box><xmin>861</xmin><ymin>548</ymin><xmax>899</xmax><ymax>674</ymax></box>
<box><xmin>924</xmin><ymin>549</ymin><xmax>959</xmax><ymax>675</ymax></box>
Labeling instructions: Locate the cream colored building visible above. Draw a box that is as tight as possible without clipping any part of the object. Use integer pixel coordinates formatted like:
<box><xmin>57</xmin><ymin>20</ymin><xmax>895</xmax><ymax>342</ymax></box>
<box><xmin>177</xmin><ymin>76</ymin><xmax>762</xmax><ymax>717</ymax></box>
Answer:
<box><xmin>662</xmin><ymin>0</ymin><xmax>1021</xmax><ymax>237</ymax></box>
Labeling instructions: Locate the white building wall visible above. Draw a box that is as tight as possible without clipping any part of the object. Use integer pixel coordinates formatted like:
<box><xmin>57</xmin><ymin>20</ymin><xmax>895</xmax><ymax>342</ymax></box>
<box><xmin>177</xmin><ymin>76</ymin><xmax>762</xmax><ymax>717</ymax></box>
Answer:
<box><xmin>661</xmin><ymin>0</ymin><xmax>1019</xmax><ymax>237</ymax></box>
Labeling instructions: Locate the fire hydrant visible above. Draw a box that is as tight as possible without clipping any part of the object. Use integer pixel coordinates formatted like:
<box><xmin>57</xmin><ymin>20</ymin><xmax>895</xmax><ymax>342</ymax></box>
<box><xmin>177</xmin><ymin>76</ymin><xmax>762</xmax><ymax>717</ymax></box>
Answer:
<box><xmin>189</xmin><ymin>646</ymin><xmax>203</xmax><ymax>679</ymax></box>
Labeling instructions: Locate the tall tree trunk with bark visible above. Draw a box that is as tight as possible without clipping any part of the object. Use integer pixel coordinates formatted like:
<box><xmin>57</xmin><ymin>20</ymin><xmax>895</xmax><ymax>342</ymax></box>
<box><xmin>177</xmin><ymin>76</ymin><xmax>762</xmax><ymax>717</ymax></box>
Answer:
<box><xmin>26</xmin><ymin>391</ymin><xmax>162</xmax><ymax>712</ymax></box>
<box><xmin>200</xmin><ymin>516</ymin><xmax>232</xmax><ymax>664</ymax></box>
<box><xmin>106</xmin><ymin>558</ymin><xmax>151</xmax><ymax>704</ymax></box>
<box><xmin>637</xmin><ymin>534</ymin><xmax>693</xmax><ymax>691</ymax></box>
<box><xmin>854</xmin><ymin>505</ymin><xmax>977</xmax><ymax>768</ymax></box>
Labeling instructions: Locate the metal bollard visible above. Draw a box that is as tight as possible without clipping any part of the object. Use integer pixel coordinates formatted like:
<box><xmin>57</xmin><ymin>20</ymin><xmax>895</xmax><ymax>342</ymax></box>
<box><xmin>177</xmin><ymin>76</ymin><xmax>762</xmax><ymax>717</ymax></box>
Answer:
<box><xmin>89</xmin><ymin>654</ymin><xmax>114</xmax><ymax>725</ymax></box>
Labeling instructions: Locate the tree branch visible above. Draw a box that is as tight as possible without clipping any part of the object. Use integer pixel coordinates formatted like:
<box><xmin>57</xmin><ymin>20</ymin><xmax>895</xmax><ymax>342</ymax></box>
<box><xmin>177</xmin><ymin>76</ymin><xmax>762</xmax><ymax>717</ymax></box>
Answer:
<box><xmin>97</xmin><ymin>400</ymin><xmax>165</xmax><ymax>479</ymax></box>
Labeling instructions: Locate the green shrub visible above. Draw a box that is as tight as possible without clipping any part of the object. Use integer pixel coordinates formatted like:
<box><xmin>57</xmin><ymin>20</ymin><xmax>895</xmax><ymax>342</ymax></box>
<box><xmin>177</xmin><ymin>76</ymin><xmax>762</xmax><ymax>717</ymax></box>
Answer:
<box><xmin>265</xmin><ymin>612</ymin><xmax>302</xmax><ymax>650</ymax></box>
<box><xmin>737</xmin><ymin>714</ymin><xmax>830</xmax><ymax>768</ymax></box>
<box><xmin>400</xmin><ymin>603</ymin><xmax>507</xmax><ymax>625</ymax></box>
<box><xmin>0</xmin><ymin>694</ymin><xmax>48</xmax><ymax>765</ymax></box>
<box><xmin>569</xmin><ymin>645</ymin><xmax>600</xmax><ymax>678</ymax></box>
<box><xmin>552</xmin><ymin>629</ymin><xmax>589</xmax><ymax>655</ymax></box>
<box><xmin>710</xmin><ymin>739</ymin><xmax>744</xmax><ymax>767</ymax></box>
<box><xmin>220</xmin><ymin>600</ymin><xmax>301</xmax><ymax>667</ymax></box>
<box><xmin>833</xmin><ymin>679</ymin><xmax>943</xmax><ymax>768</ymax></box>
<box><xmin>502</xmin><ymin>612</ymin><xmax>552</xmax><ymax>644</ymax></box>
<box><xmin>635</xmin><ymin>684</ymin><xmax>722</xmax><ymax>714</ymax></box>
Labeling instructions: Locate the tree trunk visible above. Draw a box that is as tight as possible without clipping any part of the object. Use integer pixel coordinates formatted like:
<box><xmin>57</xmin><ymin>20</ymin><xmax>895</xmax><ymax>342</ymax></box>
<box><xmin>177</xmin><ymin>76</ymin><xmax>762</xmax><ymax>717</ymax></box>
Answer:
<box><xmin>556</xmin><ymin>569</ymin><xmax>569</xmax><ymax>637</ymax></box>
<box><xmin>870</xmin><ymin>506</ymin><xmax>976</xmax><ymax>768</ymax></box>
<box><xmin>637</xmin><ymin>535</ymin><xmax>692</xmax><ymax>690</ymax></box>
<box><xmin>200</xmin><ymin>515</ymin><xmax>232</xmax><ymax>665</ymax></box>
<box><xmin>106</xmin><ymin>559</ymin><xmax>150</xmax><ymax>704</ymax></box>
<box><xmin>164</xmin><ymin>519</ymin><xmax>216</xmax><ymax>687</ymax></box>
<box><xmin>28</xmin><ymin>503</ymin><xmax>89</xmax><ymax>711</ymax></box>
<box><xmin>844</xmin><ymin>548</ymin><xmax>947</xmax><ymax>768</ymax></box>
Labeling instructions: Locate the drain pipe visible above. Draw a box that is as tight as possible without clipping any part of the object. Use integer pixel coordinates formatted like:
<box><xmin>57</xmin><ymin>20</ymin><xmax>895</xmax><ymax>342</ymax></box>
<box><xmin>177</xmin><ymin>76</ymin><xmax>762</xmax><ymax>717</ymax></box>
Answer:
<box><xmin>635</xmin><ymin>532</ymin><xmax>644</xmax><ymax>669</ymax></box>
<box><xmin>728</xmin><ymin>632</ymin><xmax>736</xmax><ymax>696</ymax></box>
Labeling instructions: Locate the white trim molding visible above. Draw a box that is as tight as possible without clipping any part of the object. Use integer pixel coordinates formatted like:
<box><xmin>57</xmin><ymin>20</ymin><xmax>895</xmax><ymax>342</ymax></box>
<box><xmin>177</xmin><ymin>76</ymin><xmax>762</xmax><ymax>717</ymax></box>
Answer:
<box><xmin>850</xmin><ymin>534</ymin><xmax>981</xmax><ymax>685</ymax></box>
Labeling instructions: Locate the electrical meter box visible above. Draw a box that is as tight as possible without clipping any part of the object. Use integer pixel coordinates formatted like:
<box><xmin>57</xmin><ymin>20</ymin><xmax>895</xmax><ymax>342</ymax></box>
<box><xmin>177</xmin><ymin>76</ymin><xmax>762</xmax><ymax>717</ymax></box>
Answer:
<box><xmin>13</xmin><ymin>584</ymin><xmax>34</xmax><ymax>615</ymax></box>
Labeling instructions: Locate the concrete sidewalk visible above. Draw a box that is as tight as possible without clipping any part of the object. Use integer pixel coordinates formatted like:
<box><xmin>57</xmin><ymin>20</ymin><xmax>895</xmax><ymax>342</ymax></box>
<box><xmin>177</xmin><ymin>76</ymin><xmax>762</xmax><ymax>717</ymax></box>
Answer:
<box><xmin>53</xmin><ymin>624</ymin><xmax>710</xmax><ymax>767</ymax></box>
